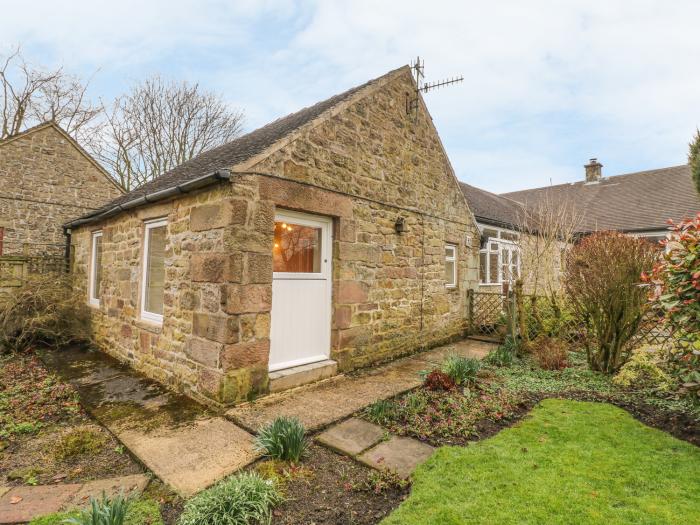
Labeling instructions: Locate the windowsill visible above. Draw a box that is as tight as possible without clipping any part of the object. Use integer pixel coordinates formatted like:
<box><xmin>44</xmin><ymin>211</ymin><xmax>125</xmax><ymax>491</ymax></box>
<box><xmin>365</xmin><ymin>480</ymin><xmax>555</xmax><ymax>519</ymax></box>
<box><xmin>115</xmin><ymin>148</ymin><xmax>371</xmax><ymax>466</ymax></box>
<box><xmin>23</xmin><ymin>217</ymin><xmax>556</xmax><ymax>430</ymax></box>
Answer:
<box><xmin>135</xmin><ymin>317</ymin><xmax>163</xmax><ymax>334</ymax></box>
<box><xmin>88</xmin><ymin>300</ymin><xmax>100</xmax><ymax>309</ymax></box>
<box><xmin>479</xmin><ymin>283</ymin><xmax>502</xmax><ymax>286</ymax></box>
<box><xmin>445</xmin><ymin>285</ymin><xmax>458</xmax><ymax>292</ymax></box>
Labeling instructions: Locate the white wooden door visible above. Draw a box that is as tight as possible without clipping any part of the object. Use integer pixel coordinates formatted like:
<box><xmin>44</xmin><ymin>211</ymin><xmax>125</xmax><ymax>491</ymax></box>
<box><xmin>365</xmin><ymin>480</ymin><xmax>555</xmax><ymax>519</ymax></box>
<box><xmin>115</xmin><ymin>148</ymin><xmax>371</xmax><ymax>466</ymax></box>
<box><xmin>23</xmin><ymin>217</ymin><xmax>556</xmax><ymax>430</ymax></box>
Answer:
<box><xmin>269</xmin><ymin>210</ymin><xmax>332</xmax><ymax>371</ymax></box>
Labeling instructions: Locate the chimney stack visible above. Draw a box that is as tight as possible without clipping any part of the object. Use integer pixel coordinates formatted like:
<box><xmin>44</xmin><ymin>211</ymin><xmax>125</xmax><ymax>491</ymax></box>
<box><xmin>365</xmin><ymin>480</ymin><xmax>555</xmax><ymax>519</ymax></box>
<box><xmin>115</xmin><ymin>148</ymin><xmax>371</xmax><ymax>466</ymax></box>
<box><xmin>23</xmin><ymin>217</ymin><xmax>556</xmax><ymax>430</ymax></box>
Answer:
<box><xmin>584</xmin><ymin>158</ymin><xmax>603</xmax><ymax>183</ymax></box>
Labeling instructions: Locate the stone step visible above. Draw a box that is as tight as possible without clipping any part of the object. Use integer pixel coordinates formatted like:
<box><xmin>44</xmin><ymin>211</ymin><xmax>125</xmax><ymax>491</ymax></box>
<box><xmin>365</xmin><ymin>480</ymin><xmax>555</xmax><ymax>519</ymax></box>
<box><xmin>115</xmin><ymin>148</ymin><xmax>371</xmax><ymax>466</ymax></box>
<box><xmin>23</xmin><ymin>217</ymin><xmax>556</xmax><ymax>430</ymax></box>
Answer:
<box><xmin>268</xmin><ymin>359</ymin><xmax>338</xmax><ymax>393</ymax></box>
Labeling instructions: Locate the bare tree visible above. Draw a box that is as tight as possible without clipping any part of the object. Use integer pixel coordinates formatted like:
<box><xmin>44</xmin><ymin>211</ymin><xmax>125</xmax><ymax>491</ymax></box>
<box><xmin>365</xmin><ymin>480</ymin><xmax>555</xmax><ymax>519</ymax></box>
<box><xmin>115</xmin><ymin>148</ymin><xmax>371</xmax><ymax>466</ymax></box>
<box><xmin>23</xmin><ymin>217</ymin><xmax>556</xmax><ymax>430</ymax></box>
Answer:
<box><xmin>0</xmin><ymin>47</ymin><xmax>102</xmax><ymax>142</ymax></box>
<box><xmin>93</xmin><ymin>76</ymin><xmax>245</xmax><ymax>191</ymax></box>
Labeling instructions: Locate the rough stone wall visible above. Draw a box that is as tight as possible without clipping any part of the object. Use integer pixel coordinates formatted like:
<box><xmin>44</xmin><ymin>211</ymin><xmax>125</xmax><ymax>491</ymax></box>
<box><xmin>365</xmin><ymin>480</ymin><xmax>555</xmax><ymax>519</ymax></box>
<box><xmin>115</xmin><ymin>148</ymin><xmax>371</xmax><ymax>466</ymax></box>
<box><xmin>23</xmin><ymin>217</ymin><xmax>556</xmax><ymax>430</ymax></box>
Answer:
<box><xmin>71</xmin><ymin>179</ymin><xmax>274</xmax><ymax>406</ymax></box>
<box><xmin>247</xmin><ymin>68</ymin><xmax>480</xmax><ymax>371</ymax></box>
<box><xmin>0</xmin><ymin>124</ymin><xmax>122</xmax><ymax>255</ymax></box>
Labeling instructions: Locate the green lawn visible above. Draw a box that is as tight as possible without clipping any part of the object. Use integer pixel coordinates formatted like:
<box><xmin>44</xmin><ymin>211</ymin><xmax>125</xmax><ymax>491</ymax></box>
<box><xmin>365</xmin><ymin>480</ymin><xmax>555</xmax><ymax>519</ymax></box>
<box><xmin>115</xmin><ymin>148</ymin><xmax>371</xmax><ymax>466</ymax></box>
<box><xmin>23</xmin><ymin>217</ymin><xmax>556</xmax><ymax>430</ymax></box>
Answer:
<box><xmin>382</xmin><ymin>399</ymin><xmax>700</xmax><ymax>525</ymax></box>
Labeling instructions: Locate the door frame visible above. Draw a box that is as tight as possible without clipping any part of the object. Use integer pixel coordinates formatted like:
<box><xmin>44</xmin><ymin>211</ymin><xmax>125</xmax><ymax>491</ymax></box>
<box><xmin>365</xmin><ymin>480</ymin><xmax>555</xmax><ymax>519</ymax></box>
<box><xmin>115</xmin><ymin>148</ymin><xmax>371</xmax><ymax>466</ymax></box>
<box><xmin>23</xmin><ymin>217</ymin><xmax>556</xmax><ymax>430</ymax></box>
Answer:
<box><xmin>269</xmin><ymin>209</ymin><xmax>333</xmax><ymax>372</ymax></box>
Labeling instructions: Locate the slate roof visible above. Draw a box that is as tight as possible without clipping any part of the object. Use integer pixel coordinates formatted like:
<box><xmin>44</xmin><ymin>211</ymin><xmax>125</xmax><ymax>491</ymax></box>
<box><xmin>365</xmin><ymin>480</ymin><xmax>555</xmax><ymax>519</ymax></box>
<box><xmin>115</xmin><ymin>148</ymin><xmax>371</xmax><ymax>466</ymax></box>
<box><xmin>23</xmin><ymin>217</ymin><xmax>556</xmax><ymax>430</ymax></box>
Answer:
<box><xmin>459</xmin><ymin>182</ymin><xmax>524</xmax><ymax>229</ymax></box>
<box><xmin>501</xmin><ymin>165</ymin><xmax>698</xmax><ymax>232</ymax></box>
<box><xmin>75</xmin><ymin>67</ymin><xmax>405</xmax><ymax>223</ymax></box>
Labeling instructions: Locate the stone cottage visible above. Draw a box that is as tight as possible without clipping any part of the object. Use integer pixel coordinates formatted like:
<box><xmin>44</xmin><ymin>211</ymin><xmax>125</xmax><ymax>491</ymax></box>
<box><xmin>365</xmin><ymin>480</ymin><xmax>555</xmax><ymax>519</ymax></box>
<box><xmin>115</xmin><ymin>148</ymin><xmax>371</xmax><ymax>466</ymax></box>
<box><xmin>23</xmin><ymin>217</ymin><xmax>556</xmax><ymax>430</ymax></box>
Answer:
<box><xmin>65</xmin><ymin>66</ymin><xmax>481</xmax><ymax>407</ymax></box>
<box><xmin>0</xmin><ymin>122</ymin><xmax>123</xmax><ymax>256</ymax></box>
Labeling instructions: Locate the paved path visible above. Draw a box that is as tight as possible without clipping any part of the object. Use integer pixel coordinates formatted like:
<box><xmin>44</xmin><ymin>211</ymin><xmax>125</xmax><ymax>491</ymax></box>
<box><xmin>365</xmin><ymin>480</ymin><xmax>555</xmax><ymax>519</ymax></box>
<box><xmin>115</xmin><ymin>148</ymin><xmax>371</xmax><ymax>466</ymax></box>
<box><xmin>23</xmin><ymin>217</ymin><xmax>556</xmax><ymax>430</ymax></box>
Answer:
<box><xmin>227</xmin><ymin>339</ymin><xmax>494</xmax><ymax>433</ymax></box>
<box><xmin>0</xmin><ymin>474</ymin><xmax>148</xmax><ymax>524</ymax></box>
<box><xmin>41</xmin><ymin>347</ymin><xmax>257</xmax><ymax>498</ymax></box>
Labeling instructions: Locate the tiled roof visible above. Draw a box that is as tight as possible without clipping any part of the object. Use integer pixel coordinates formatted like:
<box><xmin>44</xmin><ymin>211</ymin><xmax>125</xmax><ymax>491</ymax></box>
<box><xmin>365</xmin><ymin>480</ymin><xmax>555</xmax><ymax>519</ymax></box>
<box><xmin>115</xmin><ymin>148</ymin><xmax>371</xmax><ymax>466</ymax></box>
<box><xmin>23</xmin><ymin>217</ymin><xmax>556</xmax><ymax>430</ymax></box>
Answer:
<box><xmin>75</xmin><ymin>67</ymin><xmax>406</xmax><ymax>222</ymax></box>
<box><xmin>501</xmin><ymin>165</ymin><xmax>698</xmax><ymax>232</ymax></box>
<box><xmin>459</xmin><ymin>182</ymin><xmax>524</xmax><ymax>228</ymax></box>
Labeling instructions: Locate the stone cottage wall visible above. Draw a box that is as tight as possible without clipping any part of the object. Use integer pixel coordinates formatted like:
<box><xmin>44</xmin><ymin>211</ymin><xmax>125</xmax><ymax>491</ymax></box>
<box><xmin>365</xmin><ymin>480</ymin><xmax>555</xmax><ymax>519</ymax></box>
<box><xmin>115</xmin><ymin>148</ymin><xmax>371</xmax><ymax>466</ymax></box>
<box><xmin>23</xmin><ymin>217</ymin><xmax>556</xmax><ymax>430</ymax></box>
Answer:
<box><xmin>245</xmin><ymin>68</ymin><xmax>480</xmax><ymax>371</ymax></box>
<box><xmin>0</xmin><ymin>124</ymin><xmax>122</xmax><ymax>255</ymax></box>
<box><xmin>71</xmin><ymin>180</ymin><xmax>274</xmax><ymax>406</ymax></box>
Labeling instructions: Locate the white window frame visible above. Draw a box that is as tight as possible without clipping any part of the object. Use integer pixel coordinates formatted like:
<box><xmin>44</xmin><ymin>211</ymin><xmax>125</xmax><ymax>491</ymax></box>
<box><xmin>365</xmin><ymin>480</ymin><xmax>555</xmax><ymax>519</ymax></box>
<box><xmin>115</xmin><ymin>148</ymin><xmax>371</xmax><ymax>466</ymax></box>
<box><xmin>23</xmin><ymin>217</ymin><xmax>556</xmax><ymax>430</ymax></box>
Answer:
<box><xmin>445</xmin><ymin>244</ymin><xmax>457</xmax><ymax>288</ymax></box>
<box><xmin>88</xmin><ymin>231</ymin><xmax>103</xmax><ymax>307</ymax></box>
<box><xmin>478</xmin><ymin>225</ymin><xmax>521</xmax><ymax>286</ymax></box>
<box><xmin>141</xmin><ymin>218</ymin><xmax>168</xmax><ymax>324</ymax></box>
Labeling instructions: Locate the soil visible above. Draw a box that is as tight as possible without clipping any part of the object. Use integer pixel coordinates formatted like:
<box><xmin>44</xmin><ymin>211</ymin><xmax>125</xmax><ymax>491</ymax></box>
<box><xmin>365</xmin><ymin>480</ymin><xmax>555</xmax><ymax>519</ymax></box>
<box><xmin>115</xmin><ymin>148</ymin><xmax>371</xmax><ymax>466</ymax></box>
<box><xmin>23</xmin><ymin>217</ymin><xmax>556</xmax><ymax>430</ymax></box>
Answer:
<box><xmin>0</xmin><ymin>351</ymin><xmax>144</xmax><ymax>487</ymax></box>
<box><xmin>267</xmin><ymin>444</ymin><xmax>409</xmax><ymax>525</ymax></box>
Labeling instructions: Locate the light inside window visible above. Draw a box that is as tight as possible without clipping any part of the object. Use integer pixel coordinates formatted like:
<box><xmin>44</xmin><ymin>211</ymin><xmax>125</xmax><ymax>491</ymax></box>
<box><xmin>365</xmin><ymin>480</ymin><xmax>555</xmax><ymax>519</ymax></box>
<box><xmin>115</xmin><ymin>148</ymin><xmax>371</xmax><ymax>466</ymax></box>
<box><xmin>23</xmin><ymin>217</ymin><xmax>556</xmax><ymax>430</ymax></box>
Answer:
<box><xmin>273</xmin><ymin>221</ymin><xmax>321</xmax><ymax>273</ymax></box>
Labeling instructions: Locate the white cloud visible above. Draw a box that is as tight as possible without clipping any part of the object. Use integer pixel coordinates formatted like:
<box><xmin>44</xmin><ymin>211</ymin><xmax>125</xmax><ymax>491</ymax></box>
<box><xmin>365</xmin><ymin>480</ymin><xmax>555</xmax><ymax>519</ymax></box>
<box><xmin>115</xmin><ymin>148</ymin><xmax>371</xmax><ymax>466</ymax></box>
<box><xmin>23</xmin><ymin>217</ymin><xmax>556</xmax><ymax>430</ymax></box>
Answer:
<box><xmin>2</xmin><ymin>0</ymin><xmax>698</xmax><ymax>192</ymax></box>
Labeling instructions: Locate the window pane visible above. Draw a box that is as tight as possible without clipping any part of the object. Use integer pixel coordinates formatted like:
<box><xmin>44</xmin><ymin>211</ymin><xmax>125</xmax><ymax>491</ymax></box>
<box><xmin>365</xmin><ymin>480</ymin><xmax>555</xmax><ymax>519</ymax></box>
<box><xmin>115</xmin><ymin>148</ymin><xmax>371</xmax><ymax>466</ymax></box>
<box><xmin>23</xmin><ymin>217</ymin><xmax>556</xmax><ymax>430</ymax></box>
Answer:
<box><xmin>445</xmin><ymin>260</ymin><xmax>455</xmax><ymax>286</ymax></box>
<box><xmin>483</xmin><ymin>228</ymin><xmax>498</xmax><ymax>240</ymax></box>
<box><xmin>93</xmin><ymin>236</ymin><xmax>102</xmax><ymax>300</ymax></box>
<box><xmin>445</xmin><ymin>246</ymin><xmax>454</xmax><ymax>258</ymax></box>
<box><xmin>479</xmin><ymin>252</ymin><xmax>487</xmax><ymax>283</ymax></box>
<box><xmin>501</xmin><ymin>231</ymin><xmax>519</xmax><ymax>241</ymax></box>
<box><xmin>489</xmin><ymin>252</ymin><xmax>499</xmax><ymax>283</ymax></box>
<box><xmin>146</xmin><ymin>225</ymin><xmax>166</xmax><ymax>315</ymax></box>
<box><xmin>273</xmin><ymin>221</ymin><xmax>321</xmax><ymax>273</ymax></box>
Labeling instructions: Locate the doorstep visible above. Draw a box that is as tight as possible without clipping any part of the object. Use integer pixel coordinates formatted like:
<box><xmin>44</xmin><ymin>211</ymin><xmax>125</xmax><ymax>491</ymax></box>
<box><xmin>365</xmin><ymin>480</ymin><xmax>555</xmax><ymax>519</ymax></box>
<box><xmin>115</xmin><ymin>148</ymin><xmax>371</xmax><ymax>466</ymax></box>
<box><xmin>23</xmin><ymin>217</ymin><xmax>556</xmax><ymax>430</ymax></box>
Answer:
<box><xmin>269</xmin><ymin>359</ymin><xmax>338</xmax><ymax>393</ymax></box>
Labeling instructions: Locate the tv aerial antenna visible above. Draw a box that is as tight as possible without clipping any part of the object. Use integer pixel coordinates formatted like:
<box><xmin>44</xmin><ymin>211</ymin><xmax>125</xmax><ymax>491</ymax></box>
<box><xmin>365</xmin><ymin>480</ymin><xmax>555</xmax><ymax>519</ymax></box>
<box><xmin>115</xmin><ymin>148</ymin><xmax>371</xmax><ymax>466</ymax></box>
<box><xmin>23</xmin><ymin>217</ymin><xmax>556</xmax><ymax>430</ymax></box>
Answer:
<box><xmin>407</xmin><ymin>56</ymin><xmax>463</xmax><ymax>117</ymax></box>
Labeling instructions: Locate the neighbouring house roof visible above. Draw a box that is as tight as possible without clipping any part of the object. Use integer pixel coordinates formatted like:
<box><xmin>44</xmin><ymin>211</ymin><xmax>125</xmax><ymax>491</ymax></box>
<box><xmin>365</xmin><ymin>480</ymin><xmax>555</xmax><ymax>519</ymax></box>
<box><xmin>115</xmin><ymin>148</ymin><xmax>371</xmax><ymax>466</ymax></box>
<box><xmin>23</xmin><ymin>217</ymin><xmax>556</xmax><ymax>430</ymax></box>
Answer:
<box><xmin>501</xmin><ymin>165</ymin><xmax>698</xmax><ymax>232</ymax></box>
<box><xmin>459</xmin><ymin>182</ymin><xmax>524</xmax><ymax>230</ymax></box>
<box><xmin>0</xmin><ymin>121</ymin><xmax>124</xmax><ymax>194</ymax></box>
<box><xmin>67</xmin><ymin>67</ymin><xmax>408</xmax><ymax>228</ymax></box>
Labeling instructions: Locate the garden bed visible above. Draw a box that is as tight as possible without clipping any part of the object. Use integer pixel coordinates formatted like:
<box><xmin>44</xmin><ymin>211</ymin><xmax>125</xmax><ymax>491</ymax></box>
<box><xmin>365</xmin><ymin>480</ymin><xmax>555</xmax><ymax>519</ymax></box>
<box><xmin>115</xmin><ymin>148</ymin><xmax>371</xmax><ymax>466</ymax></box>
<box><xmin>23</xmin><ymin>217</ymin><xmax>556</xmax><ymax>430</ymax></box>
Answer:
<box><xmin>0</xmin><ymin>351</ymin><xmax>143</xmax><ymax>487</ymax></box>
<box><xmin>262</xmin><ymin>444</ymin><xmax>408</xmax><ymax>525</ymax></box>
<box><xmin>360</xmin><ymin>352</ymin><xmax>699</xmax><ymax>448</ymax></box>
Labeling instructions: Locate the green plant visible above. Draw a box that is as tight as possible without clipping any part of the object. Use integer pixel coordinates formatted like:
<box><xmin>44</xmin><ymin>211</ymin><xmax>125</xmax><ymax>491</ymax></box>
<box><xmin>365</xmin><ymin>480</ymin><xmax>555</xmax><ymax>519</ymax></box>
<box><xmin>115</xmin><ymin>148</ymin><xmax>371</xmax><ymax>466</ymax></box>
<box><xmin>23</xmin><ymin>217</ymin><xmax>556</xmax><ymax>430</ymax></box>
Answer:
<box><xmin>255</xmin><ymin>417</ymin><xmax>307</xmax><ymax>463</ymax></box>
<box><xmin>362</xmin><ymin>469</ymin><xmax>411</xmax><ymax>494</ymax></box>
<box><xmin>440</xmin><ymin>355</ymin><xmax>481</xmax><ymax>386</ymax></box>
<box><xmin>30</xmin><ymin>499</ymin><xmax>162</xmax><ymax>525</ymax></box>
<box><xmin>690</xmin><ymin>129</ymin><xmax>700</xmax><ymax>195</ymax></box>
<box><xmin>644</xmin><ymin>213</ymin><xmax>700</xmax><ymax>398</ymax></box>
<box><xmin>178</xmin><ymin>472</ymin><xmax>282</xmax><ymax>525</ymax></box>
<box><xmin>530</xmin><ymin>335</ymin><xmax>569</xmax><ymax>371</ymax></box>
<box><xmin>613</xmin><ymin>346</ymin><xmax>677</xmax><ymax>393</ymax></box>
<box><xmin>64</xmin><ymin>493</ymin><xmax>130</xmax><ymax>525</ymax></box>
<box><xmin>54</xmin><ymin>427</ymin><xmax>107</xmax><ymax>461</ymax></box>
<box><xmin>0</xmin><ymin>273</ymin><xmax>90</xmax><ymax>353</ymax></box>
<box><xmin>365</xmin><ymin>399</ymin><xmax>397</xmax><ymax>425</ymax></box>
<box><xmin>484</xmin><ymin>339</ymin><xmax>515</xmax><ymax>367</ymax></box>
<box><xmin>1</xmin><ymin>420</ymin><xmax>42</xmax><ymax>438</ymax></box>
<box><xmin>565</xmin><ymin>231</ymin><xmax>658</xmax><ymax>373</ymax></box>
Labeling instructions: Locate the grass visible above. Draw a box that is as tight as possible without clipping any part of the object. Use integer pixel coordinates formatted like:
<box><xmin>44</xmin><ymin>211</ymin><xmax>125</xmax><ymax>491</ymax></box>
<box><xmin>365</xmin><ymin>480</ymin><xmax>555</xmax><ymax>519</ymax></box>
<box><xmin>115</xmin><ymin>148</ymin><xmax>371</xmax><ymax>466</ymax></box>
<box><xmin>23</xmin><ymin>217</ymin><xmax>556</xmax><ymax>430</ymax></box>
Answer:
<box><xmin>382</xmin><ymin>399</ymin><xmax>700</xmax><ymax>525</ymax></box>
<box><xmin>53</xmin><ymin>426</ymin><xmax>108</xmax><ymax>461</ymax></box>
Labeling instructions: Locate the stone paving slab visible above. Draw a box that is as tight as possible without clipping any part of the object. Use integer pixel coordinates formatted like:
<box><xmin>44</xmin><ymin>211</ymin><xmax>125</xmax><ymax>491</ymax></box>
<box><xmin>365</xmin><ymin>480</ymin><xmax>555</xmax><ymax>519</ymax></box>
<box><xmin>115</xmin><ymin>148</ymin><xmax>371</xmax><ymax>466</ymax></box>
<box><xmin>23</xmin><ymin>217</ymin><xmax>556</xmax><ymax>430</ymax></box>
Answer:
<box><xmin>64</xmin><ymin>474</ymin><xmax>150</xmax><ymax>510</ymax></box>
<box><xmin>228</xmin><ymin>339</ymin><xmax>496</xmax><ymax>433</ymax></box>
<box><xmin>41</xmin><ymin>346</ymin><xmax>258</xmax><ymax>498</ymax></box>
<box><xmin>358</xmin><ymin>436</ymin><xmax>435</xmax><ymax>479</ymax></box>
<box><xmin>0</xmin><ymin>484</ymin><xmax>82</xmax><ymax>524</ymax></box>
<box><xmin>316</xmin><ymin>418</ymin><xmax>386</xmax><ymax>456</ymax></box>
<box><xmin>118</xmin><ymin>417</ymin><xmax>257</xmax><ymax>497</ymax></box>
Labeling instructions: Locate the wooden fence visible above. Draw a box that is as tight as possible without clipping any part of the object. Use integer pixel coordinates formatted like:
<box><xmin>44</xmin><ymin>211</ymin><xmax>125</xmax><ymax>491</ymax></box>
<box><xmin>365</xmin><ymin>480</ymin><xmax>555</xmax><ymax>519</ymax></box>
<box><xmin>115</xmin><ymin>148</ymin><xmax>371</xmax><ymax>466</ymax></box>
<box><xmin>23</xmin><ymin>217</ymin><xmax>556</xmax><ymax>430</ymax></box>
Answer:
<box><xmin>466</xmin><ymin>289</ymin><xmax>673</xmax><ymax>348</ymax></box>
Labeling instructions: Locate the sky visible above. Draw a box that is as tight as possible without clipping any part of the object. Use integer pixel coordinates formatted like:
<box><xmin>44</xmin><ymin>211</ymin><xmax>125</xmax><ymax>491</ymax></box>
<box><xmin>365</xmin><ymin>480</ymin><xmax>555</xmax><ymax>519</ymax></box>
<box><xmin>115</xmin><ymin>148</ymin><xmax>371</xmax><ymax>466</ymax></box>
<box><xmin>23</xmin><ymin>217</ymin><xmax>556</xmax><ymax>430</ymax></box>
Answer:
<box><xmin>2</xmin><ymin>0</ymin><xmax>698</xmax><ymax>193</ymax></box>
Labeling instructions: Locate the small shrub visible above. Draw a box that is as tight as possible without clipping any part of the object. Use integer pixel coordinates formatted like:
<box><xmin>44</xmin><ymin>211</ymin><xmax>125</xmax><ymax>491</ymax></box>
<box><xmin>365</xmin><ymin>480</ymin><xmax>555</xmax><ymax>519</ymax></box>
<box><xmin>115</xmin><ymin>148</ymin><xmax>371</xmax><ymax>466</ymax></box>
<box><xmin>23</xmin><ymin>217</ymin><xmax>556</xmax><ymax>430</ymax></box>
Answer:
<box><xmin>255</xmin><ymin>417</ymin><xmax>307</xmax><ymax>463</ymax></box>
<box><xmin>423</xmin><ymin>369</ymin><xmax>456</xmax><ymax>391</ymax></box>
<box><xmin>441</xmin><ymin>355</ymin><xmax>481</xmax><ymax>386</ymax></box>
<box><xmin>531</xmin><ymin>336</ymin><xmax>568</xmax><ymax>371</ymax></box>
<box><xmin>565</xmin><ymin>231</ymin><xmax>657</xmax><ymax>373</ymax></box>
<box><xmin>53</xmin><ymin>427</ymin><xmax>107</xmax><ymax>461</ymax></box>
<box><xmin>64</xmin><ymin>493</ymin><xmax>130</xmax><ymax>525</ymax></box>
<box><xmin>0</xmin><ymin>273</ymin><xmax>90</xmax><ymax>353</ymax></box>
<box><xmin>365</xmin><ymin>399</ymin><xmax>396</xmax><ymax>425</ymax></box>
<box><xmin>177</xmin><ymin>472</ymin><xmax>282</xmax><ymax>525</ymax></box>
<box><xmin>613</xmin><ymin>346</ymin><xmax>676</xmax><ymax>393</ymax></box>
<box><xmin>362</xmin><ymin>469</ymin><xmax>411</xmax><ymax>494</ymax></box>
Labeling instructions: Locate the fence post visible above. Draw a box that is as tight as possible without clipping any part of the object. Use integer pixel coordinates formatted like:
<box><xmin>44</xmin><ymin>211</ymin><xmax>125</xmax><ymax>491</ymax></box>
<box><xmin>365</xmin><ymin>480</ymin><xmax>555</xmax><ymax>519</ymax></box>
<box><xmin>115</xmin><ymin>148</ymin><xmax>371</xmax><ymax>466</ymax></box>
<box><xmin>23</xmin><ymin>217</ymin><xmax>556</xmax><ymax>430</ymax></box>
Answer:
<box><xmin>507</xmin><ymin>290</ymin><xmax>517</xmax><ymax>341</ymax></box>
<box><xmin>466</xmin><ymin>289</ymin><xmax>474</xmax><ymax>334</ymax></box>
